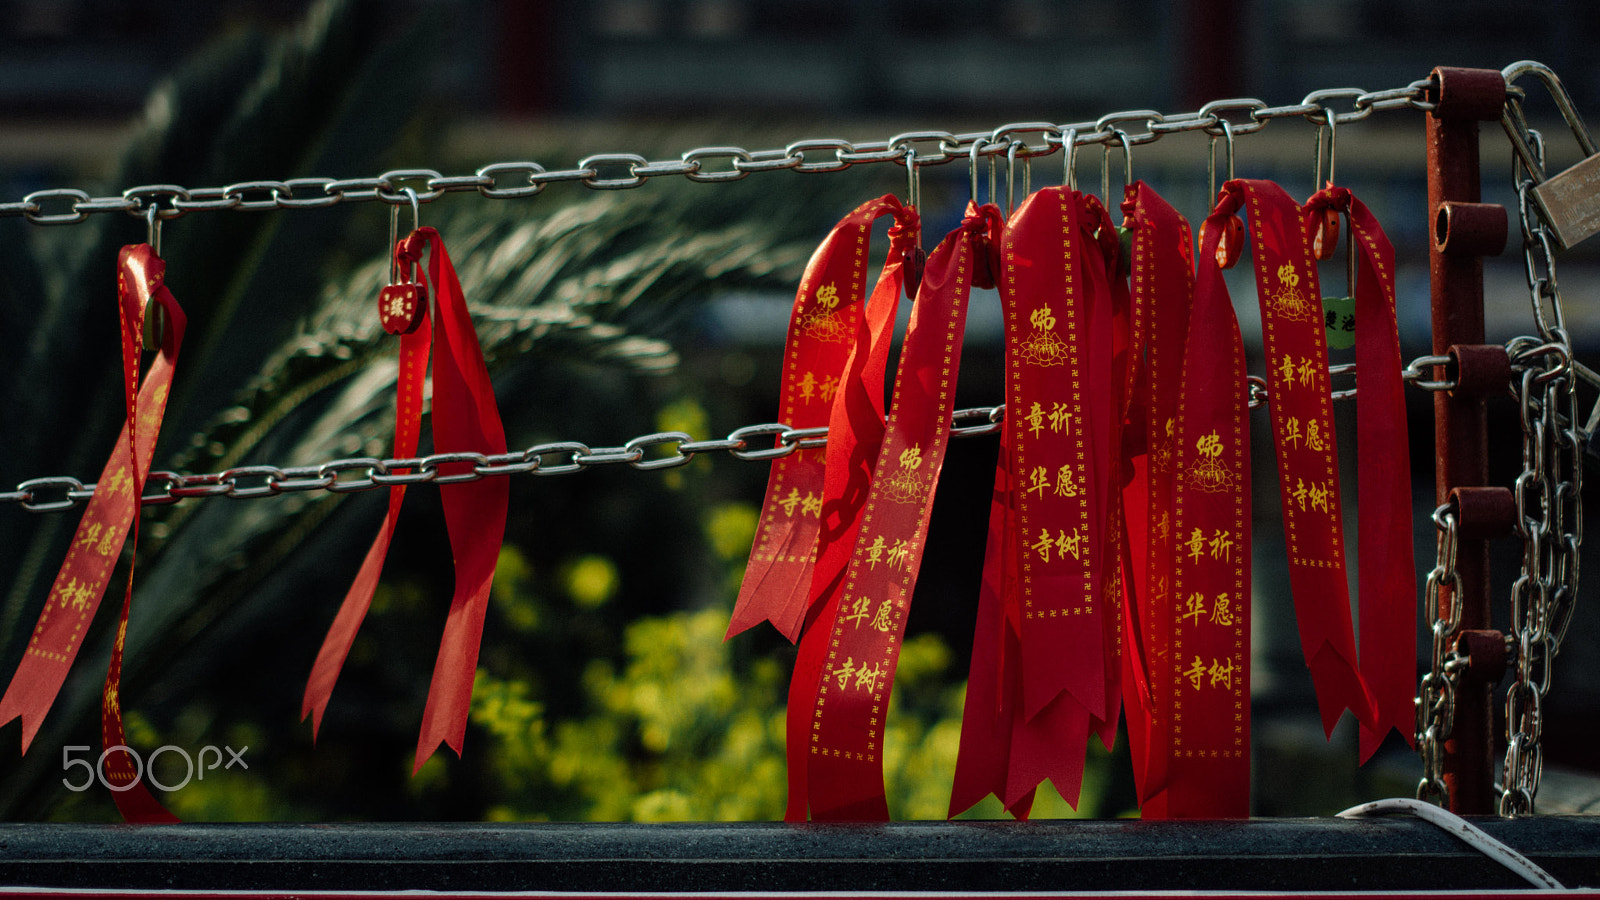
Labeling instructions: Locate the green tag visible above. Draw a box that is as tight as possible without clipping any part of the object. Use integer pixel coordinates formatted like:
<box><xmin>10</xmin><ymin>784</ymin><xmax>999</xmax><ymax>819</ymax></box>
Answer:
<box><xmin>1322</xmin><ymin>296</ymin><xmax>1355</xmax><ymax>350</ymax></box>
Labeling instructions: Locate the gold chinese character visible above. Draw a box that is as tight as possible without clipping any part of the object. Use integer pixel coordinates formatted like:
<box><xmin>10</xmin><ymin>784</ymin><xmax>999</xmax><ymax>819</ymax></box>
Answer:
<box><xmin>801</xmin><ymin>492</ymin><xmax>823</xmax><ymax>516</ymax></box>
<box><xmin>1025</xmin><ymin>402</ymin><xmax>1045</xmax><ymax>438</ymax></box>
<box><xmin>899</xmin><ymin>445</ymin><xmax>923</xmax><ymax>471</ymax></box>
<box><xmin>1309</xmin><ymin>480</ymin><xmax>1331</xmax><ymax>514</ymax></box>
<box><xmin>816</xmin><ymin>283</ymin><xmax>840</xmax><ymax>310</ymax></box>
<box><xmin>865</xmin><ymin>536</ymin><xmax>887</xmax><ymax>568</ymax></box>
<box><xmin>1028</xmin><ymin>465</ymin><xmax>1049</xmax><ymax>498</ymax></box>
<box><xmin>1048</xmin><ymin>403</ymin><xmax>1070</xmax><ymax>434</ymax></box>
<box><xmin>95</xmin><ymin>528</ymin><xmax>119</xmax><ymax>557</ymax></box>
<box><xmin>779</xmin><ymin>488</ymin><xmax>803</xmax><ymax>516</ymax></box>
<box><xmin>1155</xmin><ymin>511</ymin><xmax>1171</xmax><ymax>543</ymax></box>
<box><xmin>75</xmin><ymin>523</ymin><xmax>103</xmax><ymax>554</ymax></box>
<box><xmin>1283</xmin><ymin>417</ymin><xmax>1303</xmax><ymax>449</ymax></box>
<box><xmin>886</xmin><ymin>539</ymin><xmax>910</xmax><ymax>570</ymax></box>
<box><xmin>798</xmin><ymin>371</ymin><xmax>817</xmax><ymax>402</ymax></box>
<box><xmin>1183</xmin><ymin>656</ymin><xmax>1207</xmax><ymax>691</ymax></box>
<box><xmin>1030</xmin><ymin>306</ymin><xmax>1056</xmax><ymax>331</ymax></box>
<box><xmin>1196</xmin><ymin>432</ymin><xmax>1223</xmax><ymax>460</ymax></box>
<box><xmin>103</xmin><ymin>468</ymin><xmax>129</xmax><ymax>498</ymax></box>
<box><xmin>853</xmin><ymin>661</ymin><xmax>883</xmax><ymax>693</ymax></box>
<box><xmin>1296</xmin><ymin>356</ymin><xmax>1317</xmax><ymax>388</ymax></box>
<box><xmin>870</xmin><ymin>596</ymin><xmax>893</xmax><ymax>632</ymax></box>
<box><xmin>1208</xmin><ymin>657</ymin><xmax>1236</xmax><ymax>691</ymax></box>
<box><xmin>1292</xmin><ymin>478</ymin><xmax>1309</xmax><ymax>511</ymax></box>
<box><xmin>818</xmin><ymin>376</ymin><xmax>840</xmax><ymax>402</ymax></box>
<box><xmin>1186</xmin><ymin>527</ymin><xmax>1206</xmax><ymax>563</ymax></box>
<box><xmin>1210</xmin><ymin>593</ymin><xmax>1235</xmax><ymax>626</ymax></box>
<box><xmin>1053</xmin><ymin>463</ymin><xmax>1078</xmax><ymax>497</ymax></box>
<box><xmin>1207</xmin><ymin>528</ymin><xmax>1233</xmax><ymax>563</ymax></box>
<box><xmin>1055</xmin><ymin>527</ymin><xmax>1084</xmax><ymax>561</ymax></box>
<box><xmin>1306</xmin><ymin>419</ymin><xmax>1325</xmax><ymax>452</ymax></box>
<box><xmin>843</xmin><ymin>595</ymin><xmax>871</xmax><ymax>628</ymax></box>
<box><xmin>1183</xmin><ymin>592</ymin><xmax>1206</xmax><ymax>626</ymax></box>
<box><xmin>1276</xmin><ymin>263</ymin><xmax>1298</xmax><ymax>288</ymax></box>
<box><xmin>1278</xmin><ymin>355</ymin><xmax>1296</xmax><ymax>385</ymax></box>
<box><xmin>1031</xmin><ymin>529</ymin><xmax>1054</xmax><ymax>563</ymax></box>
<box><xmin>833</xmin><ymin>656</ymin><xmax>858</xmax><ymax>690</ymax></box>
<box><xmin>55</xmin><ymin>578</ymin><xmax>79</xmax><ymax>610</ymax></box>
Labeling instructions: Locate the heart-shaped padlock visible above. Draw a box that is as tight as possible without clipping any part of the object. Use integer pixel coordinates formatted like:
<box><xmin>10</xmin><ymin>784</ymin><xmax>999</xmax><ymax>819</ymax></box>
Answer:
<box><xmin>378</xmin><ymin>281</ymin><xmax>427</xmax><ymax>335</ymax></box>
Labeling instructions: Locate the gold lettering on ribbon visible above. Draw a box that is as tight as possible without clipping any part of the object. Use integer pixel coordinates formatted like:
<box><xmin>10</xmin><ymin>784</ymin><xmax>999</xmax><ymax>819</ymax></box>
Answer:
<box><xmin>777</xmin><ymin>488</ymin><xmax>821</xmax><ymax>517</ymax></box>
<box><xmin>1018</xmin><ymin>304</ymin><xmax>1069</xmax><ymax>367</ymax></box>
<box><xmin>1267</xmin><ymin>262</ymin><xmax>1318</xmax><ymax>322</ymax></box>
<box><xmin>1184</xmin><ymin>431</ymin><xmax>1239</xmax><ymax>494</ymax></box>
<box><xmin>880</xmin><ymin>443</ymin><xmax>928</xmax><ymax>504</ymax></box>
<box><xmin>798</xmin><ymin>283</ymin><xmax>848</xmax><ymax>342</ymax></box>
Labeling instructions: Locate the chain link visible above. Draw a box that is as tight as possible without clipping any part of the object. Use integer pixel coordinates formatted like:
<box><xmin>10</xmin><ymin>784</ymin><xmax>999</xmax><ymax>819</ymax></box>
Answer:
<box><xmin>1493</xmin><ymin>86</ymin><xmax>1586</xmax><ymax>816</ymax></box>
<box><xmin>0</xmin><ymin>407</ymin><xmax>1007</xmax><ymax>512</ymax></box>
<box><xmin>0</xmin><ymin>347</ymin><xmax>1481</xmax><ymax>513</ymax></box>
<box><xmin>0</xmin><ymin>82</ymin><xmax>1435</xmax><ymax>226</ymax></box>
<box><xmin>1416</xmin><ymin>501</ymin><xmax>1465</xmax><ymax>810</ymax></box>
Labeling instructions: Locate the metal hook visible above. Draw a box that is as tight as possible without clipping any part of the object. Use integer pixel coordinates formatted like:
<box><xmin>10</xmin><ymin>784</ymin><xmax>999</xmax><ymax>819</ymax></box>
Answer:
<box><xmin>1314</xmin><ymin>110</ymin><xmax>1338</xmax><ymax>190</ymax></box>
<box><xmin>969</xmin><ymin>138</ymin><xmax>1001</xmax><ymax>208</ymax></box>
<box><xmin>141</xmin><ymin>203</ymin><xmax>166</xmax><ymax>350</ymax></box>
<box><xmin>1102</xmin><ymin>130</ymin><xmax>1132</xmax><ymax>204</ymax></box>
<box><xmin>145</xmin><ymin>203</ymin><xmax>162</xmax><ymax>257</ymax></box>
<box><xmin>1060</xmin><ymin>128</ymin><xmax>1080</xmax><ymax>192</ymax></box>
<box><xmin>388</xmin><ymin>186</ymin><xmax>422</xmax><ymax>285</ymax></box>
<box><xmin>903</xmin><ymin>145</ymin><xmax>922</xmax><ymax>212</ymax></box>
<box><xmin>1208</xmin><ymin>119</ymin><xmax>1237</xmax><ymax>203</ymax></box>
<box><xmin>1005</xmin><ymin>140</ymin><xmax>1032</xmax><ymax>217</ymax></box>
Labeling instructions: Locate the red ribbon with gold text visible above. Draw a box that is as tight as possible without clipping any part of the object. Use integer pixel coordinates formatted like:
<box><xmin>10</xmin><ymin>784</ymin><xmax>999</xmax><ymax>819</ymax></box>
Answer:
<box><xmin>792</xmin><ymin>202</ymin><xmax>1000</xmax><ymax>821</ymax></box>
<box><xmin>0</xmin><ymin>244</ymin><xmax>185</xmax><ymax>822</ymax></box>
<box><xmin>1163</xmin><ymin>188</ymin><xmax>1252</xmax><ymax>818</ymax></box>
<box><xmin>730</xmin><ymin>196</ymin><xmax>919</xmax><ymax>643</ymax></box>
<box><xmin>777</xmin><ymin>201</ymin><xmax>919</xmax><ymax>819</ymax></box>
<box><xmin>1232</xmin><ymin>180</ymin><xmax>1374</xmax><ymax>738</ymax></box>
<box><xmin>1117</xmin><ymin>182</ymin><xmax>1195</xmax><ymax>817</ymax></box>
<box><xmin>302</xmin><ymin>227</ymin><xmax>508</xmax><ymax>773</ymax></box>
<box><xmin>949</xmin><ymin>188</ymin><xmax>1119</xmax><ymax>817</ymax></box>
<box><xmin>1304</xmin><ymin>185</ymin><xmax>1416</xmax><ymax>759</ymax></box>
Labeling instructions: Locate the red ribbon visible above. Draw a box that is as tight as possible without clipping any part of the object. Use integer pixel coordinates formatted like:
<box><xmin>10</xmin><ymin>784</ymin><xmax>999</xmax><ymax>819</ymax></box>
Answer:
<box><xmin>778</xmin><ymin>201</ymin><xmax>919</xmax><ymax>820</ymax></box>
<box><xmin>730</xmin><ymin>196</ymin><xmax>919</xmax><ymax>643</ymax></box>
<box><xmin>0</xmin><ymin>244</ymin><xmax>184</xmax><ymax>822</ymax></box>
<box><xmin>1117</xmin><ymin>182</ymin><xmax>1195</xmax><ymax>815</ymax></box>
<box><xmin>791</xmin><ymin>202</ymin><xmax>1000</xmax><ymax>821</ymax></box>
<box><xmin>1163</xmin><ymin>189</ymin><xmax>1253</xmax><ymax>818</ymax></box>
<box><xmin>950</xmin><ymin>188</ymin><xmax>1122</xmax><ymax>817</ymax></box>
<box><xmin>302</xmin><ymin>227</ymin><xmax>508</xmax><ymax>774</ymax></box>
<box><xmin>1304</xmin><ymin>185</ymin><xmax>1417</xmax><ymax>759</ymax></box>
<box><xmin>1230</xmin><ymin>180</ymin><xmax>1374</xmax><ymax>738</ymax></box>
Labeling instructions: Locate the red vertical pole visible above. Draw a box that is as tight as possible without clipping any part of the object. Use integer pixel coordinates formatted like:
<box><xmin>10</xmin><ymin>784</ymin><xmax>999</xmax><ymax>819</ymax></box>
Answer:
<box><xmin>1425</xmin><ymin>66</ymin><xmax>1507</xmax><ymax>816</ymax></box>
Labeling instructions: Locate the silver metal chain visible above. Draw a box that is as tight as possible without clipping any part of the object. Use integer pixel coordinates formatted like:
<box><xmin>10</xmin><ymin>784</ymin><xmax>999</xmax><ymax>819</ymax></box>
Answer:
<box><xmin>0</xmin><ymin>356</ymin><xmax>1461</xmax><ymax>514</ymax></box>
<box><xmin>1416</xmin><ymin>500</ymin><xmax>1465</xmax><ymax>809</ymax></box>
<box><xmin>0</xmin><ymin>409</ymin><xmax>1004</xmax><ymax>512</ymax></box>
<box><xmin>0</xmin><ymin>82</ymin><xmax>1434</xmax><ymax>226</ymax></box>
<box><xmin>1495</xmin><ymin>111</ymin><xmax>1585</xmax><ymax>815</ymax></box>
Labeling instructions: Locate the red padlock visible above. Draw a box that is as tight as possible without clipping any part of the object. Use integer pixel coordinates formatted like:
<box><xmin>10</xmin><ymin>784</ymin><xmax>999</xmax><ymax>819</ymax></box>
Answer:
<box><xmin>378</xmin><ymin>281</ymin><xmax>427</xmax><ymax>335</ymax></box>
<box><xmin>1215</xmin><ymin>215</ymin><xmax>1245</xmax><ymax>270</ymax></box>
<box><xmin>1310</xmin><ymin>206</ymin><xmax>1340</xmax><ymax>261</ymax></box>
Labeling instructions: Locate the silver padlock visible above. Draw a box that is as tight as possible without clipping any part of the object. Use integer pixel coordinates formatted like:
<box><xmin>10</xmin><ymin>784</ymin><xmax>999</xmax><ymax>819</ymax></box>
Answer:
<box><xmin>1502</xmin><ymin>61</ymin><xmax>1600</xmax><ymax>251</ymax></box>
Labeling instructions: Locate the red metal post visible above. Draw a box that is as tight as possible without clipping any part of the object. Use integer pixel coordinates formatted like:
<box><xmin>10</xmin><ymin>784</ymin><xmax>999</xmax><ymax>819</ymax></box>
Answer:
<box><xmin>1425</xmin><ymin>66</ymin><xmax>1508</xmax><ymax>815</ymax></box>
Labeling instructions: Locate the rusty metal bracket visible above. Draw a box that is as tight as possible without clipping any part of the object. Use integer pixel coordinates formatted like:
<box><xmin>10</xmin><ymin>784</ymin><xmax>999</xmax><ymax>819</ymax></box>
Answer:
<box><xmin>1427</xmin><ymin>65</ymin><xmax>1508</xmax><ymax>816</ymax></box>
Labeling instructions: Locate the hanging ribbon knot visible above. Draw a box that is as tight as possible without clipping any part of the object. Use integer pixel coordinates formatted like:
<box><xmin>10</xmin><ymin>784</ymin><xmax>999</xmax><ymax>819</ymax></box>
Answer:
<box><xmin>0</xmin><ymin>244</ymin><xmax>185</xmax><ymax>822</ymax></box>
<box><xmin>730</xmin><ymin>196</ymin><xmax>920</xmax><ymax>644</ymax></box>
<box><xmin>1303</xmin><ymin>183</ymin><xmax>1417</xmax><ymax>761</ymax></box>
<box><xmin>790</xmin><ymin>201</ymin><xmax>999</xmax><ymax>821</ymax></box>
<box><xmin>304</xmin><ymin>226</ymin><xmax>509</xmax><ymax>775</ymax></box>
